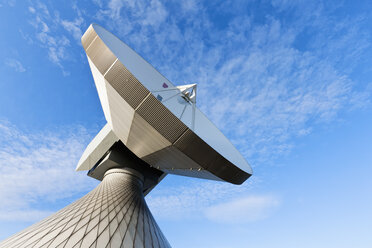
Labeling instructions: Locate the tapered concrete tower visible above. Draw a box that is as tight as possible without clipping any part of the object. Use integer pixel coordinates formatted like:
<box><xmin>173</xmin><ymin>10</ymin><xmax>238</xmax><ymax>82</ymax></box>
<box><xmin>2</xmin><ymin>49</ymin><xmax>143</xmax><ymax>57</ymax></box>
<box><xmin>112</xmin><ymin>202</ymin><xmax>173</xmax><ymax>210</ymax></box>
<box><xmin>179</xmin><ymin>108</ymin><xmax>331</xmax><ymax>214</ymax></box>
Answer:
<box><xmin>0</xmin><ymin>24</ymin><xmax>252</xmax><ymax>247</ymax></box>
<box><xmin>0</xmin><ymin>167</ymin><xmax>170</xmax><ymax>248</ymax></box>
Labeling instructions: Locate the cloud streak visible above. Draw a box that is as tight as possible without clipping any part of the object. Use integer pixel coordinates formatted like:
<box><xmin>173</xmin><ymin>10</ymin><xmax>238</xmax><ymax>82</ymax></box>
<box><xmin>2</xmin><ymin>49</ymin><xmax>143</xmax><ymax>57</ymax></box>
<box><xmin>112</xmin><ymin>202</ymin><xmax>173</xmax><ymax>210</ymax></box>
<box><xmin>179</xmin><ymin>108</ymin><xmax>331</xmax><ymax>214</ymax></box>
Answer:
<box><xmin>205</xmin><ymin>195</ymin><xmax>280</xmax><ymax>223</ymax></box>
<box><xmin>147</xmin><ymin>177</ymin><xmax>260</xmax><ymax>220</ymax></box>
<box><xmin>27</xmin><ymin>1</ymin><xmax>70</xmax><ymax>74</ymax></box>
<box><xmin>5</xmin><ymin>58</ymin><xmax>26</xmax><ymax>72</ymax></box>
<box><xmin>25</xmin><ymin>1</ymin><xmax>87</xmax><ymax>75</ymax></box>
<box><xmin>0</xmin><ymin>121</ymin><xmax>98</xmax><ymax>222</ymax></box>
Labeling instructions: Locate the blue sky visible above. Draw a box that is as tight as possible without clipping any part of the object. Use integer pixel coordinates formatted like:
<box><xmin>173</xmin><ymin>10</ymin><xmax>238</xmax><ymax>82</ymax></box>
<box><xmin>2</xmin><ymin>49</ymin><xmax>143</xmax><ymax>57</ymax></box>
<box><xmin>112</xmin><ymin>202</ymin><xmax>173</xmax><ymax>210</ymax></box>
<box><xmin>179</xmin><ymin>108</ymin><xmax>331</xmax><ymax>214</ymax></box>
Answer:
<box><xmin>0</xmin><ymin>0</ymin><xmax>372</xmax><ymax>247</ymax></box>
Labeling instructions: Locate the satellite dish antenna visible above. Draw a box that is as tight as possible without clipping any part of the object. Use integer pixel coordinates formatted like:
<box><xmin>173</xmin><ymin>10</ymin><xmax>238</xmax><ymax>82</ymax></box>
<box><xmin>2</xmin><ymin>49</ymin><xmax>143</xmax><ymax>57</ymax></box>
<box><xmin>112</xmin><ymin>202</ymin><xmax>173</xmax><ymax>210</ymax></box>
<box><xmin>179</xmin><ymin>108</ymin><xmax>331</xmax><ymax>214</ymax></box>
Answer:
<box><xmin>0</xmin><ymin>24</ymin><xmax>252</xmax><ymax>248</ymax></box>
<box><xmin>77</xmin><ymin>24</ymin><xmax>252</xmax><ymax>185</ymax></box>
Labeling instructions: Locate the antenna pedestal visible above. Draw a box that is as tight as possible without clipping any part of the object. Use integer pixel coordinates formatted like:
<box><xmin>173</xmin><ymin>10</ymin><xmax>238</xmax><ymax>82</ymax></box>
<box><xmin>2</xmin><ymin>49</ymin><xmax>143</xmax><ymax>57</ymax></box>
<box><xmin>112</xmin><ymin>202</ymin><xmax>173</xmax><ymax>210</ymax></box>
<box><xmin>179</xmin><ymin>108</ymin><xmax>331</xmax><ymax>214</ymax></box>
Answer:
<box><xmin>0</xmin><ymin>167</ymin><xmax>171</xmax><ymax>248</ymax></box>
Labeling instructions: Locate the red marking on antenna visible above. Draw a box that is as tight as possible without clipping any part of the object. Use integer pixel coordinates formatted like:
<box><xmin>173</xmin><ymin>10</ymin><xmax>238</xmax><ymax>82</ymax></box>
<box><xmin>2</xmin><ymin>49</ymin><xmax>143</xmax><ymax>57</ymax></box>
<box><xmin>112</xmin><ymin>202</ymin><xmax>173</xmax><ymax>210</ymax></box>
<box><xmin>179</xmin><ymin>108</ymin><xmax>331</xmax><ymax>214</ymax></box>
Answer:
<box><xmin>162</xmin><ymin>83</ymin><xmax>168</xmax><ymax>88</ymax></box>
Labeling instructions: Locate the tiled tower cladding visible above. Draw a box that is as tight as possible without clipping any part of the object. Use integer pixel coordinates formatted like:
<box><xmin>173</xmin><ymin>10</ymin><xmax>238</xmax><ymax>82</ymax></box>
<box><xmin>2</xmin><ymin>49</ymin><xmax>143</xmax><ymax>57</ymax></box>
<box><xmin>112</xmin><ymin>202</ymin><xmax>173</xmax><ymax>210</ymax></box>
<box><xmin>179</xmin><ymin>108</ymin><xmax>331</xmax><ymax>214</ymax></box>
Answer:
<box><xmin>0</xmin><ymin>168</ymin><xmax>171</xmax><ymax>248</ymax></box>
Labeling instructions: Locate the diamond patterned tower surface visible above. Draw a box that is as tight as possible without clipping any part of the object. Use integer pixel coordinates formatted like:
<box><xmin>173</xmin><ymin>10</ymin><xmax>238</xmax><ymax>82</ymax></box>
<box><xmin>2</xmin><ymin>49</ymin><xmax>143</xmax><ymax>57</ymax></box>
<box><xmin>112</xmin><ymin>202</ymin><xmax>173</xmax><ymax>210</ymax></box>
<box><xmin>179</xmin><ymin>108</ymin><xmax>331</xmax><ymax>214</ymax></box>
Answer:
<box><xmin>0</xmin><ymin>168</ymin><xmax>171</xmax><ymax>248</ymax></box>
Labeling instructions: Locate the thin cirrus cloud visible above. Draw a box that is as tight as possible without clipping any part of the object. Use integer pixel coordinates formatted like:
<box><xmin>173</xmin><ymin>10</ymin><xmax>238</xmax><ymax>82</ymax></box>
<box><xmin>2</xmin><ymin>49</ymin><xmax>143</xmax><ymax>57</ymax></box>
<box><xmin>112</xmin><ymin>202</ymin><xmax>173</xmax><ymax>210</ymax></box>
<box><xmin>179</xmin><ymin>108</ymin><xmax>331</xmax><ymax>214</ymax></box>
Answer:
<box><xmin>27</xmin><ymin>2</ymin><xmax>69</xmax><ymax>74</ymax></box>
<box><xmin>147</xmin><ymin>177</ymin><xmax>260</xmax><ymax>221</ymax></box>
<box><xmin>26</xmin><ymin>1</ymin><xmax>86</xmax><ymax>76</ymax></box>
<box><xmin>60</xmin><ymin>17</ymin><xmax>84</xmax><ymax>43</ymax></box>
<box><xmin>147</xmin><ymin>176</ymin><xmax>279</xmax><ymax>223</ymax></box>
<box><xmin>0</xmin><ymin>121</ymin><xmax>98</xmax><ymax>222</ymax></box>
<box><xmin>204</xmin><ymin>195</ymin><xmax>280</xmax><ymax>223</ymax></box>
<box><xmin>60</xmin><ymin>3</ymin><xmax>85</xmax><ymax>43</ymax></box>
<box><xmin>4</xmin><ymin>58</ymin><xmax>26</xmax><ymax>72</ymax></box>
<box><xmin>0</xmin><ymin>210</ymin><xmax>54</xmax><ymax>223</ymax></box>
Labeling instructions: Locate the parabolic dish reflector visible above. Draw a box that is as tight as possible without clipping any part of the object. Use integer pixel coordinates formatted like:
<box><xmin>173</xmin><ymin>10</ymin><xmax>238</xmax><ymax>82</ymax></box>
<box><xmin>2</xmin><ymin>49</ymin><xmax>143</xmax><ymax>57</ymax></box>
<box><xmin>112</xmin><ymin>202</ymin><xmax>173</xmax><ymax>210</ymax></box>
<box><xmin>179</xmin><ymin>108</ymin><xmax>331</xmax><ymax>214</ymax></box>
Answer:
<box><xmin>78</xmin><ymin>24</ymin><xmax>252</xmax><ymax>185</ymax></box>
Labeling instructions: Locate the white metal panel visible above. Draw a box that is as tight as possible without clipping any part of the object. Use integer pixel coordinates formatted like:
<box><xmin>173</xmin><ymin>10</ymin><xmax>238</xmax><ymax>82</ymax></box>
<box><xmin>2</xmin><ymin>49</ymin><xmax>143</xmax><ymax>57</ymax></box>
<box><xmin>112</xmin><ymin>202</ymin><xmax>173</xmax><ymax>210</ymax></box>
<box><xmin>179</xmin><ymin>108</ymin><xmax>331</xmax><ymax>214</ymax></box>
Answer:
<box><xmin>88</xmin><ymin>57</ymin><xmax>113</xmax><ymax>126</ymax></box>
<box><xmin>126</xmin><ymin>113</ymin><xmax>171</xmax><ymax>158</ymax></box>
<box><xmin>193</xmin><ymin>109</ymin><xmax>253</xmax><ymax>174</ymax></box>
<box><xmin>93</xmin><ymin>24</ymin><xmax>175</xmax><ymax>92</ymax></box>
<box><xmin>141</xmin><ymin>146</ymin><xmax>201</xmax><ymax>170</ymax></box>
<box><xmin>76</xmin><ymin>124</ymin><xmax>119</xmax><ymax>171</ymax></box>
<box><xmin>161</xmin><ymin>169</ymin><xmax>222</xmax><ymax>181</ymax></box>
<box><xmin>179</xmin><ymin>103</ymin><xmax>194</xmax><ymax>129</ymax></box>
<box><xmin>155</xmin><ymin>91</ymin><xmax>190</xmax><ymax>120</ymax></box>
<box><xmin>105</xmin><ymin>81</ymin><xmax>135</xmax><ymax>144</ymax></box>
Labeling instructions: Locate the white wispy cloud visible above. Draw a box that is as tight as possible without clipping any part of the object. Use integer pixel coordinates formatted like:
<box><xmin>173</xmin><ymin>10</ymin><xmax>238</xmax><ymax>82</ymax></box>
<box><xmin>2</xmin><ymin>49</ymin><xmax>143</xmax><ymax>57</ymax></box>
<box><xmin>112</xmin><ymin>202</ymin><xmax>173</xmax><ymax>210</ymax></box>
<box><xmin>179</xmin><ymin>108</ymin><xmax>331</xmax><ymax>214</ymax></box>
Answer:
<box><xmin>0</xmin><ymin>210</ymin><xmax>54</xmax><ymax>222</ymax></box>
<box><xmin>147</xmin><ymin>177</ymin><xmax>260</xmax><ymax>220</ymax></box>
<box><xmin>1</xmin><ymin>0</ymin><xmax>15</xmax><ymax>7</ymax></box>
<box><xmin>205</xmin><ymin>195</ymin><xmax>280</xmax><ymax>223</ymax></box>
<box><xmin>61</xmin><ymin>17</ymin><xmax>84</xmax><ymax>42</ymax></box>
<box><xmin>5</xmin><ymin>58</ymin><xmax>26</xmax><ymax>72</ymax></box>
<box><xmin>24</xmin><ymin>1</ymin><xmax>87</xmax><ymax>75</ymax></box>
<box><xmin>28</xmin><ymin>6</ymin><xmax>35</xmax><ymax>13</ymax></box>
<box><xmin>0</xmin><ymin>121</ymin><xmax>98</xmax><ymax>222</ymax></box>
<box><xmin>27</xmin><ymin>2</ymin><xmax>70</xmax><ymax>75</ymax></box>
<box><xmin>60</xmin><ymin>3</ymin><xmax>85</xmax><ymax>43</ymax></box>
